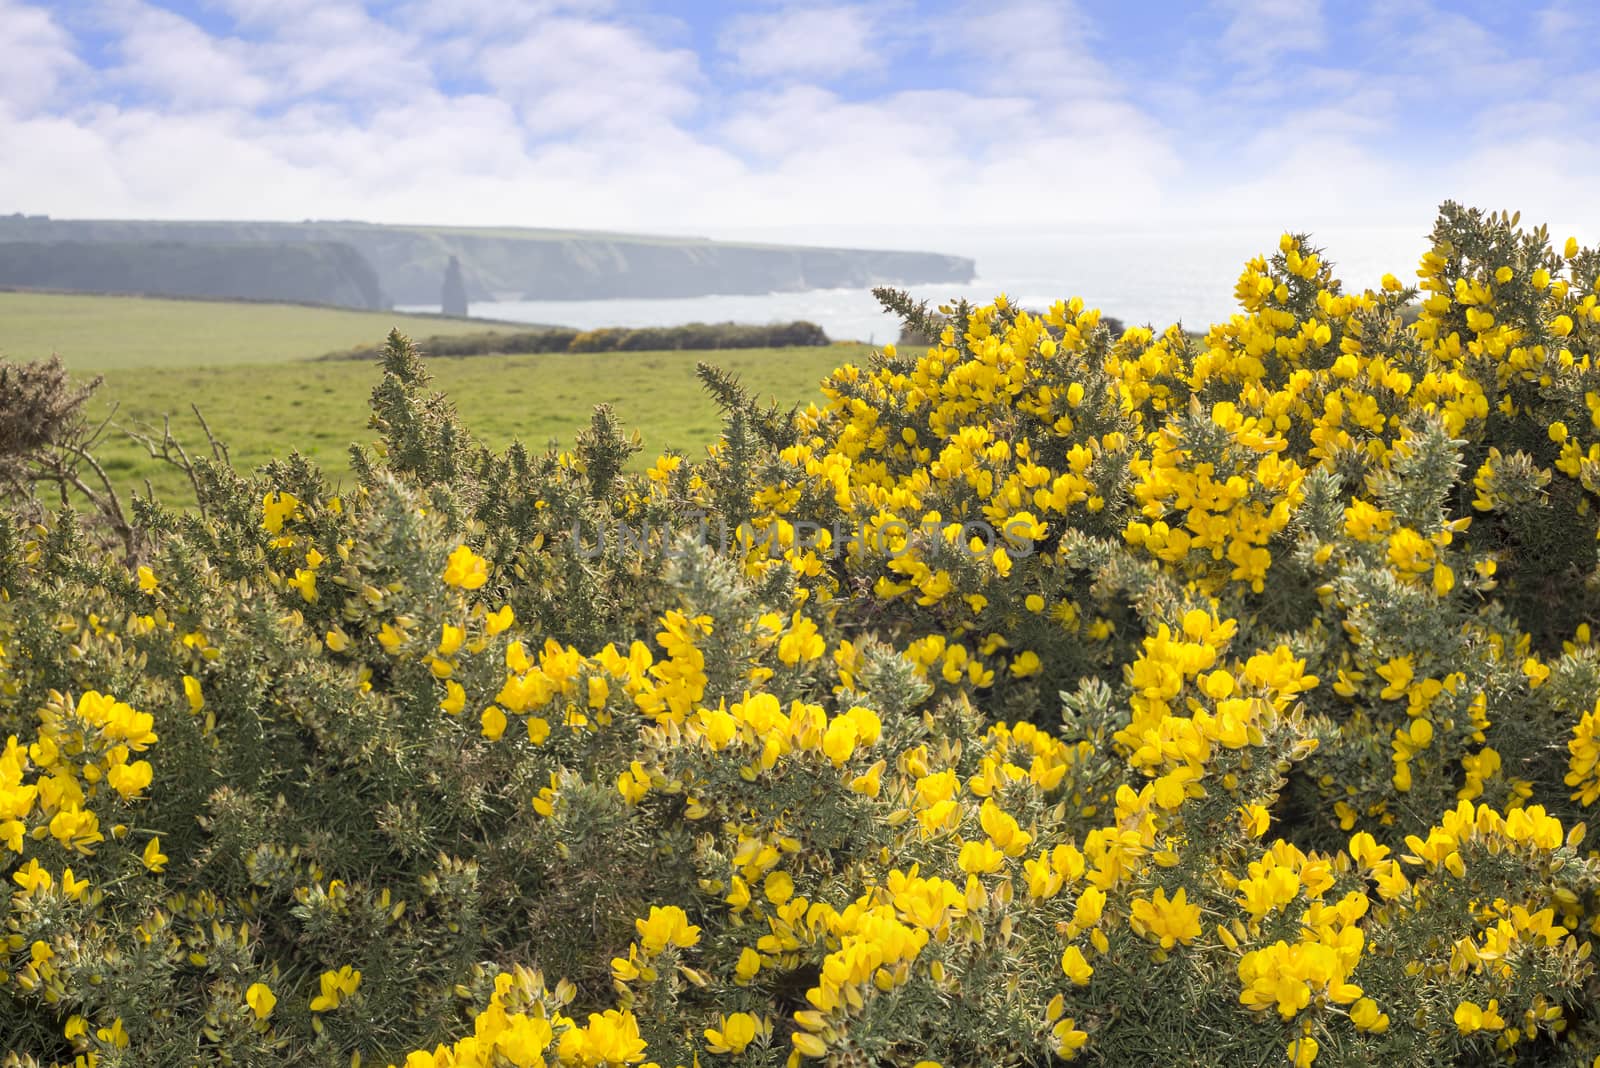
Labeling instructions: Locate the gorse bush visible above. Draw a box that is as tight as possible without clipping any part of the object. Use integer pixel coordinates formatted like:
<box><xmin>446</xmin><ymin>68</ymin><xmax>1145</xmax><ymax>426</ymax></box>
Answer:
<box><xmin>2</xmin><ymin>202</ymin><xmax>1600</xmax><ymax>1068</ymax></box>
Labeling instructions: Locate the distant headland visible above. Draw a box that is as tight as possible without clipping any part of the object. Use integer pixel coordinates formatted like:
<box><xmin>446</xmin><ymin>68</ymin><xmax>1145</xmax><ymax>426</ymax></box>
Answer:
<box><xmin>0</xmin><ymin>214</ymin><xmax>976</xmax><ymax>312</ymax></box>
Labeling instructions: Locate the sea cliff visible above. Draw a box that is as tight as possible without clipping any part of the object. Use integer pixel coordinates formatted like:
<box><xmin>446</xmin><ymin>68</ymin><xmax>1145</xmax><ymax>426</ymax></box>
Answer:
<box><xmin>0</xmin><ymin>215</ymin><xmax>976</xmax><ymax>309</ymax></box>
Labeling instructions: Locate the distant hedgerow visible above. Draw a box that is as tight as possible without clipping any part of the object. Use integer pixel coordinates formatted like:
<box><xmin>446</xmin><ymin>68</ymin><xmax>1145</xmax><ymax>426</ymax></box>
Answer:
<box><xmin>322</xmin><ymin>320</ymin><xmax>832</xmax><ymax>362</ymax></box>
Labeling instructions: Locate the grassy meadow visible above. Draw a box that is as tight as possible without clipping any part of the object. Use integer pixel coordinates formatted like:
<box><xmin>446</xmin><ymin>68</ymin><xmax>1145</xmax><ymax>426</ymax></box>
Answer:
<box><xmin>1</xmin><ymin>291</ymin><xmax>862</xmax><ymax>505</ymax></box>
<box><xmin>0</xmin><ymin>291</ymin><xmax>508</xmax><ymax>369</ymax></box>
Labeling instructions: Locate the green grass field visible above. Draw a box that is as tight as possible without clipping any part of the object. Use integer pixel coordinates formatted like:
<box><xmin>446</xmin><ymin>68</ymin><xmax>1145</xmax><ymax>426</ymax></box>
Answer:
<box><xmin>0</xmin><ymin>291</ymin><xmax>510</xmax><ymax>369</ymax></box>
<box><xmin>91</xmin><ymin>347</ymin><xmax>857</xmax><ymax>502</ymax></box>
<box><xmin>2</xmin><ymin>291</ymin><xmax>867</xmax><ymax>506</ymax></box>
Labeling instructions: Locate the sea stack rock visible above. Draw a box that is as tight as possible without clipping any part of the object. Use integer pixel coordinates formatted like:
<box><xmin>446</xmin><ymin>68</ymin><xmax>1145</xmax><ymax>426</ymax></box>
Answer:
<box><xmin>441</xmin><ymin>255</ymin><xmax>468</xmax><ymax>317</ymax></box>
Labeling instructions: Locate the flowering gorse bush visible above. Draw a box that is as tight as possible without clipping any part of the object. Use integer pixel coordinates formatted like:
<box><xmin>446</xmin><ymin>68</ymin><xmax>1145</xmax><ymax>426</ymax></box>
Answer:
<box><xmin>2</xmin><ymin>203</ymin><xmax>1600</xmax><ymax>1067</ymax></box>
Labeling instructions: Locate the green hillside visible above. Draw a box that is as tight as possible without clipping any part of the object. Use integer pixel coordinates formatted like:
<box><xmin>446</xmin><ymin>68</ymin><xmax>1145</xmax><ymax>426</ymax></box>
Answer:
<box><xmin>0</xmin><ymin>291</ymin><xmax>509</xmax><ymax>370</ymax></box>
<box><xmin>1</xmin><ymin>289</ymin><xmax>858</xmax><ymax>506</ymax></box>
<box><xmin>90</xmin><ymin>345</ymin><xmax>859</xmax><ymax>502</ymax></box>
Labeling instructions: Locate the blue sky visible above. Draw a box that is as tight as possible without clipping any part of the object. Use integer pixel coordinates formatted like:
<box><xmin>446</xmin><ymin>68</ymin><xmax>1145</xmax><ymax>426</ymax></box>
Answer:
<box><xmin>4</xmin><ymin>0</ymin><xmax>1599</xmax><ymax>243</ymax></box>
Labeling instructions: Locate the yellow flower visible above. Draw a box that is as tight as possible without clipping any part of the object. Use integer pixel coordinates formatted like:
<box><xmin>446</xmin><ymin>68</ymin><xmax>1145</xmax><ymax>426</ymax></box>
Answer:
<box><xmin>309</xmin><ymin>966</ymin><xmax>361</xmax><ymax>1012</ymax></box>
<box><xmin>262</xmin><ymin>491</ymin><xmax>301</xmax><ymax>534</ymax></box>
<box><xmin>763</xmin><ymin>870</ymin><xmax>794</xmax><ymax>905</ymax></box>
<box><xmin>635</xmin><ymin>905</ymin><xmax>700</xmax><ymax>954</ymax></box>
<box><xmin>696</xmin><ymin>705</ymin><xmax>738</xmax><ymax>750</ymax></box>
<box><xmin>484</xmin><ymin>604</ymin><xmax>516</xmax><ymax>635</ymax></box>
<box><xmin>97</xmin><ymin>1019</ymin><xmax>129</xmax><ymax>1050</ymax></box>
<box><xmin>443</xmin><ymin>544</ymin><xmax>489</xmax><ymax>590</ymax></box>
<box><xmin>1431</xmin><ymin>563</ymin><xmax>1455</xmax><ymax>596</ymax></box>
<box><xmin>1376</xmin><ymin>656</ymin><xmax>1414</xmax><ymax>701</ymax></box>
<box><xmin>617</xmin><ymin>762</ymin><xmax>650</xmax><ymax>805</ymax></box>
<box><xmin>137</xmin><ymin>566</ymin><xmax>158</xmax><ymax>593</ymax></box>
<box><xmin>958</xmin><ymin>839</ymin><xmax>1005</xmax><ymax>875</ymax></box>
<box><xmin>286</xmin><ymin>568</ymin><xmax>317</xmax><ymax>603</ymax></box>
<box><xmin>1128</xmin><ymin>886</ymin><xmax>1202</xmax><ymax>949</ymax></box>
<box><xmin>141</xmin><ymin>836</ymin><xmax>168</xmax><ymax>873</ymax></box>
<box><xmin>1072</xmin><ymin>885</ymin><xmax>1106</xmax><ymax>930</ymax></box>
<box><xmin>61</xmin><ymin>868</ymin><xmax>90</xmax><ymax>900</ymax></box>
<box><xmin>245</xmin><ymin>982</ymin><xmax>277</xmax><ymax>1020</ymax></box>
<box><xmin>497</xmin><ymin>1015</ymin><xmax>555</xmax><ymax>1064</ymax></box>
<box><xmin>107</xmin><ymin>759</ymin><xmax>153</xmax><ymax>799</ymax></box>
<box><xmin>12</xmin><ymin>858</ymin><xmax>52</xmax><ymax>894</ymax></box>
<box><xmin>1060</xmin><ymin>944</ymin><xmax>1094</xmax><ymax>985</ymax></box>
<box><xmin>1454</xmin><ymin>998</ymin><xmax>1504</xmax><ymax>1034</ymax></box>
<box><xmin>1011</xmin><ymin>650</ymin><xmax>1043</xmax><ymax>677</ymax></box>
<box><xmin>437</xmin><ymin>623</ymin><xmax>464</xmax><ymax>657</ymax></box>
<box><xmin>777</xmin><ymin>613</ymin><xmax>825</xmax><ymax>665</ymax></box>
<box><xmin>1052</xmin><ymin>1017</ymin><xmax>1088</xmax><ymax>1059</ymax></box>
<box><xmin>1350</xmin><ymin>996</ymin><xmax>1389</xmax><ymax>1033</ymax></box>
<box><xmin>480</xmin><ymin>705</ymin><xmax>507</xmax><ymax>741</ymax></box>
<box><xmin>850</xmin><ymin>759</ymin><xmax>885</xmax><ymax>797</ymax></box>
<box><xmin>792</xmin><ymin>1032</ymin><xmax>828</xmax><ymax>1058</ymax></box>
<box><xmin>557</xmin><ymin>1009</ymin><xmax>648</xmax><ymax>1065</ymax></box>
<box><xmin>704</xmin><ymin>1012</ymin><xmax>761</xmax><ymax>1054</ymax></box>
<box><xmin>821</xmin><ymin>716</ymin><xmax>858</xmax><ymax>766</ymax></box>
<box><xmin>182</xmin><ymin>675</ymin><xmax>205</xmax><ymax>713</ymax></box>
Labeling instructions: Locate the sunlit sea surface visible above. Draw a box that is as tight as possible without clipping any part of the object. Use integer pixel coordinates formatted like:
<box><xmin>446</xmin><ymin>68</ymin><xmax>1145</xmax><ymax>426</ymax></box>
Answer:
<box><xmin>399</xmin><ymin>226</ymin><xmax>1430</xmax><ymax>346</ymax></box>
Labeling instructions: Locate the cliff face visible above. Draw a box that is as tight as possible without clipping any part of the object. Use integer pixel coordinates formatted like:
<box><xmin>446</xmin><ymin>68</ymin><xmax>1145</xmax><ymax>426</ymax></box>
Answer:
<box><xmin>0</xmin><ymin>216</ymin><xmax>976</xmax><ymax>308</ymax></box>
<box><xmin>440</xmin><ymin>255</ymin><xmax>468</xmax><ymax>317</ymax></box>
<box><xmin>0</xmin><ymin>239</ymin><xmax>383</xmax><ymax>309</ymax></box>
<box><xmin>322</xmin><ymin>226</ymin><xmax>977</xmax><ymax>303</ymax></box>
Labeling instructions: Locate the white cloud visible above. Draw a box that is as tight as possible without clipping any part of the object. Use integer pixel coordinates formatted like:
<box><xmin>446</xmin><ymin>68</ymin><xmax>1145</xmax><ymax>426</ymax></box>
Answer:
<box><xmin>720</xmin><ymin>5</ymin><xmax>883</xmax><ymax>81</ymax></box>
<box><xmin>719</xmin><ymin>84</ymin><xmax>1024</xmax><ymax>161</ymax></box>
<box><xmin>0</xmin><ymin>0</ymin><xmax>86</xmax><ymax>116</ymax></box>
<box><xmin>0</xmin><ymin>113</ymin><xmax>134</xmax><ymax>209</ymax></box>
<box><xmin>395</xmin><ymin>0</ymin><xmax>615</xmax><ymax>36</ymax></box>
<box><xmin>2</xmin><ymin>0</ymin><xmax>1599</xmax><ymax>245</ymax></box>
<box><xmin>479</xmin><ymin>16</ymin><xmax>702</xmax><ymax>135</ymax></box>
<box><xmin>1360</xmin><ymin>1</ymin><xmax>1541</xmax><ymax>98</ymax></box>
<box><xmin>1215</xmin><ymin>0</ymin><xmax>1324</xmax><ymax>65</ymax></box>
<box><xmin>99</xmin><ymin>0</ymin><xmax>271</xmax><ymax>109</ymax></box>
<box><xmin>203</xmin><ymin>0</ymin><xmax>329</xmax><ymax>28</ymax></box>
<box><xmin>1536</xmin><ymin>1</ymin><xmax>1583</xmax><ymax>39</ymax></box>
<box><xmin>1534</xmin><ymin>0</ymin><xmax>1600</xmax><ymax>63</ymax></box>
<box><xmin>142</xmin><ymin>0</ymin><xmax>434</xmax><ymax>105</ymax></box>
<box><xmin>1191</xmin><ymin>134</ymin><xmax>1427</xmax><ymax>230</ymax></box>
<box><xmin>247</xmin><ymin>3</ymin><xmax>434</xmax><ymax>103</ymax></box>
<box><xmin>1445</xmin><ymin>133</ymin><xmax>1600</xmax><ymax>237</ymax></box>
<box><xmin>927</xmin><ymin>0</ymin><xmax>1116</xmax><ymax>103</ymax></box>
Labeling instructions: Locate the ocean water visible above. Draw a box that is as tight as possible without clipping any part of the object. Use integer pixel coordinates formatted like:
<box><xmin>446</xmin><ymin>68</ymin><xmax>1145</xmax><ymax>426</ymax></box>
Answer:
<box><xmin>400</xmin><ymin>225</ymin><xmax>1430</xmax><ymax>345</ymax></box>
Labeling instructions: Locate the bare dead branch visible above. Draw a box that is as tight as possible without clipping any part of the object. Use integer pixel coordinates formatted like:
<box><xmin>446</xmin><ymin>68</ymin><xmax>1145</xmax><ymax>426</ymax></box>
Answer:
<box><xmin>192</xmin><ymin>404</ymin><xmax>230</xmax><ymax>465</ymax></box>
